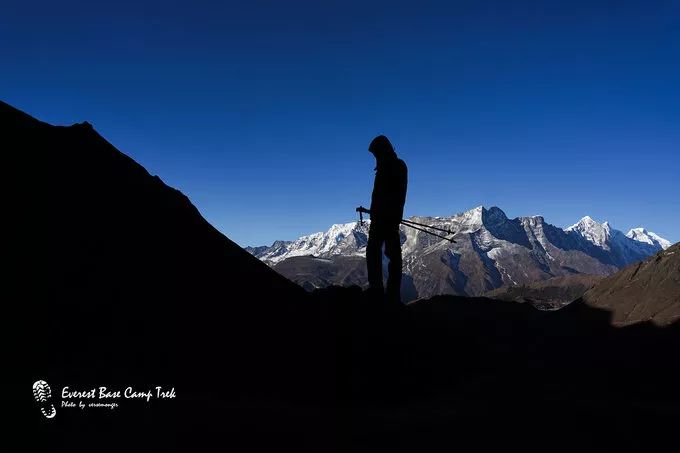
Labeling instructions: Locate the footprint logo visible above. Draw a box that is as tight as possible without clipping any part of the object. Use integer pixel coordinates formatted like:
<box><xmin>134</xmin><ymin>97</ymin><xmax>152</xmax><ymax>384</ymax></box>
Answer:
<box><xmin>33</xmin><ymin>380</ymin><xmax>56</xmax><ymax>419</ymax></box>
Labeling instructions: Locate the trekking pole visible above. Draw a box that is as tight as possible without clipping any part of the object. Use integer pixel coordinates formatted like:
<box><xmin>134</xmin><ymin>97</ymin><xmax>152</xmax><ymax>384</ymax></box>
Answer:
<box><xmin>356</xmin><ymin>206</ymin><xmax>456</xmax><ymax>243</ymax></box>
<box><xmin>400</xmin><ymin>218</ymin><xmax>455</xmax><ymax>235</ymax></box>
<box><xmin>400</xmin><ymin>220</ymin><xmax>456</xmax><ymax>243</ymax></box>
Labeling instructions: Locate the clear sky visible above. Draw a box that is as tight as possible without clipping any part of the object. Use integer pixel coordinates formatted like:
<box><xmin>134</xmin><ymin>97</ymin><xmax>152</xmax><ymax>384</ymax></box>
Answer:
<box><xmin>3</xmin><ymin>0</ymin><xmax>679</xmax><ymax>246</ymax></box>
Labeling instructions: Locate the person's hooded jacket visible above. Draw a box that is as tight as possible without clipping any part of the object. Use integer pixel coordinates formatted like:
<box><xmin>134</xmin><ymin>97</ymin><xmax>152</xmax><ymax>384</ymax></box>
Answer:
<box><xmin>368</xmin><ymin>135</ymin><xmax>407</xmax><ymax>224</ymax></box>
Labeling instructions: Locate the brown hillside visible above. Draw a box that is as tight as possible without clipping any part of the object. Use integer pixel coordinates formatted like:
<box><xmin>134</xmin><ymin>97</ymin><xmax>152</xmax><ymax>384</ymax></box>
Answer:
<box><xmin>581</xmin><ymin>243</ymin><xmax>680</xmax><ymax>326</ymax></box>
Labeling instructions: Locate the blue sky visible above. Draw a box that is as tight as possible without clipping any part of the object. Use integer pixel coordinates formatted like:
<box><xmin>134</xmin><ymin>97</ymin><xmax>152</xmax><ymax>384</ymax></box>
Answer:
<box><xmin>3</xmin><ymin>0</ymin><xmax>679</xmax><ymax>245</ymax></box>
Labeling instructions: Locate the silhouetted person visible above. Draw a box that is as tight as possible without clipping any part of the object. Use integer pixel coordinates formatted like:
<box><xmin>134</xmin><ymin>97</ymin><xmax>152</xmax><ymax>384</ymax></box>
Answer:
<box><xmin>364</xmin><ymin>135</ymin><xmax>407</xmax><ymax>303</ymax></box>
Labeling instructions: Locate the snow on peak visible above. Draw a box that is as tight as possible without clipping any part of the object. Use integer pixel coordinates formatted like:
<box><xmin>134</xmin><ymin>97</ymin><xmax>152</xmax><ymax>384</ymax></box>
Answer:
<box><xmin>566</xmin><ymin>215</ymin><xmax>612</xmax><ymax>248</ymax></box>
<box><xmin>568</xmin><ymin>215</ymin><xmax>595</xmax><ymax>228</ymax></box>
<box><xmin>254</xmin><ymin>220</ymin><xmax>370</xmax><ymax>264</ymax></box>
<box><xmin>326</xmin><ymin>221</ymin><xmax>363</xmax><ymax>239</ymax></box>
<box><xmin>520</xmin><ymin>215</ymin><xmax>545</xmax><ymax>228</ymax></box>
<box><xmin>626</xmin><ymin>227</ymin><xmax>672</xmax><ymax>250</ymax></box>
<box><xmin>452</xmin><ymin>206</ymin><xmax>485</xmax><ymax>232</ymax></box>
<box><xmin>567</xmin><ymin>215</ymin><xmax>611</xmax><ymax>232</ymax></box>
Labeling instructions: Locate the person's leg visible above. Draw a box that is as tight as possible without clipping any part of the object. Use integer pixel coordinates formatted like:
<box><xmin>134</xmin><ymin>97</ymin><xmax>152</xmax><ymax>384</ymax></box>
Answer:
<box><xmin>384</xmin><ymin>225</ymin><xmax>402</xmax><ymax>303</ymax></box>
<box><xmin>366</xmin><ymin>222</ymin><xmax>385</xmax><ymax>294</ymax></box>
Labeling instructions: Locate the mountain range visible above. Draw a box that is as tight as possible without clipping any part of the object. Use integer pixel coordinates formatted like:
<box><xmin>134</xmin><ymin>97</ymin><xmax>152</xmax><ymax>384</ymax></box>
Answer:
<box><xmin>247</xmin><ymin>206</ymin><xmax>672</xmax><ymax>301</ymax></box>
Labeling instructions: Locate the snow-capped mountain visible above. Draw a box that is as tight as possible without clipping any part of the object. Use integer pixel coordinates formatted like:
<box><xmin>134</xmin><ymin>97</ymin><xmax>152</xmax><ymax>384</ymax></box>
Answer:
<box><xmin>247</xmin><ymin>222</ymin><xmax>370</xmax><ymax>264</ymax></box>
<box><xmin>564</xmin><ymin>216</ymin><xmax>666</xmax><ymax>267</ymax></box>
<box><xmin>626</xmin><ymin>227</ymin><xmax>672</xmax><ymax>250</ymax></box>
<box><xmin>565</xmin><ymin>216</ymin><xmax>611</xmax><ymax>248</ymax></box>
<box><xmin>246</xmin><ymin>206</ymin><xmax>672</xmax><ymax>300</ymax></box>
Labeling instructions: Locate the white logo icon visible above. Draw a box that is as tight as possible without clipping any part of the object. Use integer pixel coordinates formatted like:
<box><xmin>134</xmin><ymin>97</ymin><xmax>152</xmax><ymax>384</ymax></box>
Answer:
<box><xmin>33</xmin><ymin>380</ymin><xmax>56</xmax><ymax>419</ymax></box>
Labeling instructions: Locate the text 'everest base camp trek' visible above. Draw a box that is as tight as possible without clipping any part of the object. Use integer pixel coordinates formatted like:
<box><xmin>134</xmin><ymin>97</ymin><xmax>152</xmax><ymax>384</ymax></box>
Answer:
<box><xmin>246</xmin><ymin>205</ymin><xmax>673</xmax><ymax>309</ymax></box>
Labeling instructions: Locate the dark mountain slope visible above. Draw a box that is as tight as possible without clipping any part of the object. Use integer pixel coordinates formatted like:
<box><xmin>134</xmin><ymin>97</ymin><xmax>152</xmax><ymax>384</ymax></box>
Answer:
<box><xmin>579</xmin><ymin>242</ymin><xmax>680</xmax><ymax>326</ymax></box>
<box><xmin>5</xmin><ymin>100</ymin><xmax>335</xmax><ymax>450</ymax></box>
